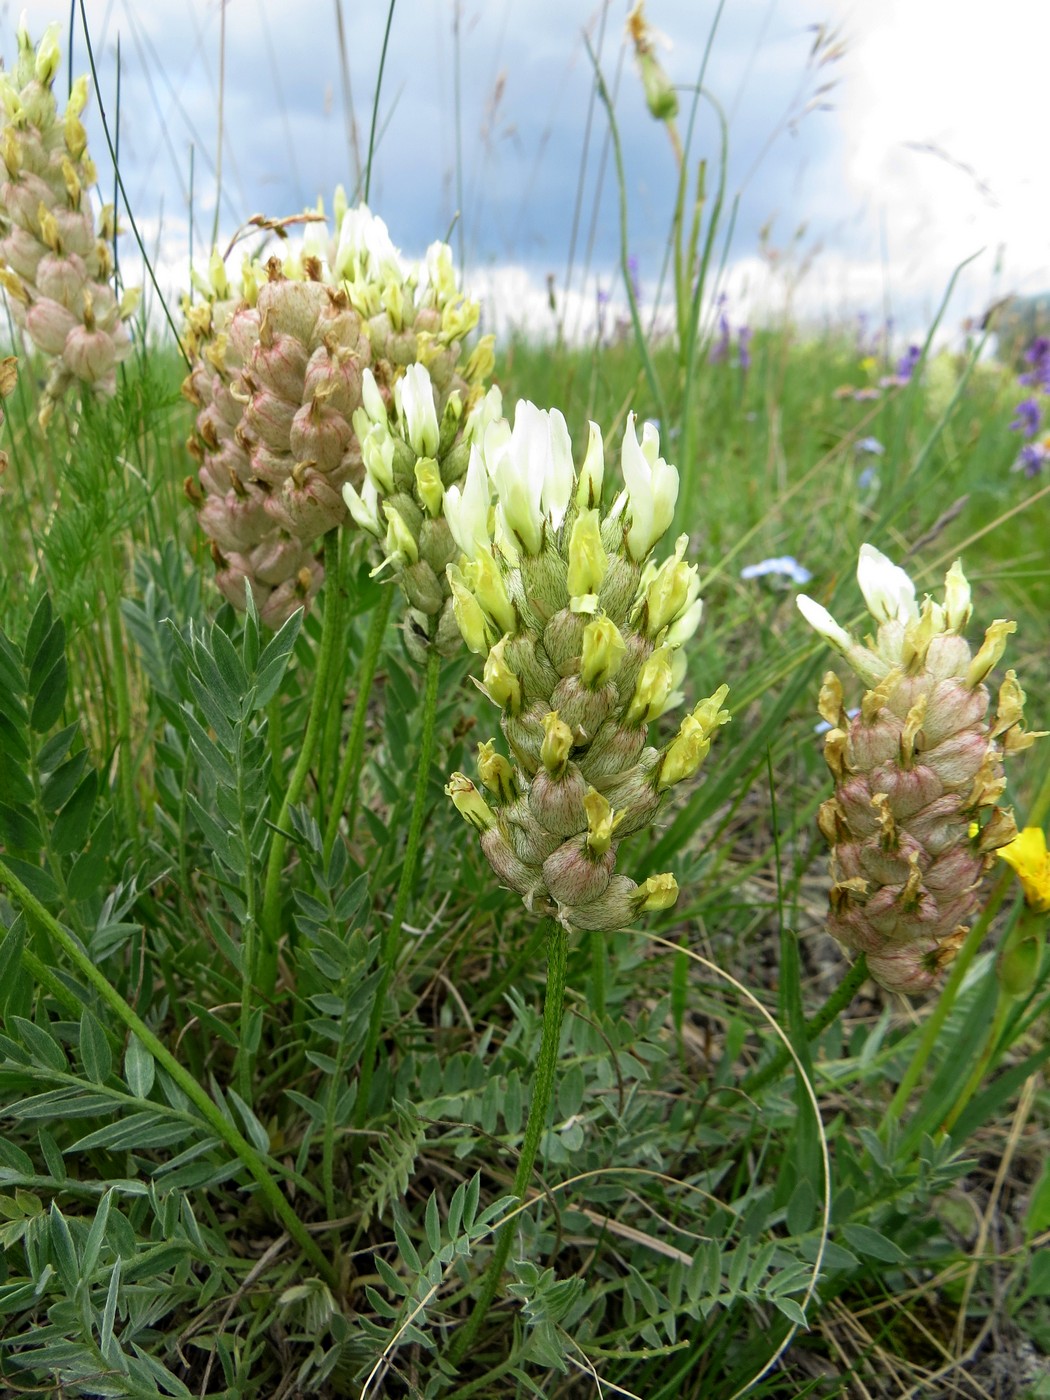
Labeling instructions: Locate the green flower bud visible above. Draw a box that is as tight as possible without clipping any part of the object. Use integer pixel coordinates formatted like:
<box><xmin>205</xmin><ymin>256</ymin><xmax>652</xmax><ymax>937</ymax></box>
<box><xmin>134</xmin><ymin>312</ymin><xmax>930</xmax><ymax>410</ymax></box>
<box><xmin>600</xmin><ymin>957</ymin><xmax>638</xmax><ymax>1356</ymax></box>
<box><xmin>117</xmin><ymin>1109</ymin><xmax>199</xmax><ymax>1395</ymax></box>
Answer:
<box><xmin>658</xmin><ymin>685</ymin><xmax>731</xmax><ymax>789</ymax></box>
<box><xmin>540</xmin><ymin>711</ymin><xmax>574</xmax><ymax>777</ymax></box>
<box><xmin>446</xmin><ymin>773</ymin><xmax>496</xmax><ymax>832</ymax></box>
<box><xmin>637</xmin><ymin>872</ymin><xmax>679</xmax><ymax>912</ymax></box>
<box><xmin>382</xmin><ymin>503</ymin><xmax>419</xmax><ymax>567</ymax></box>
<box><xmin>567</xmin><ymin>507</ymin><xmax>609</xmax><ymax>606</ymax></box>
<box><xmin>625</xmin><ymin>645</ymin><xmax>675</xmax><ymax>727</ymax></box>
<box><xmin>477</xmin><ymin>740</ymin><xmax>519</xmax><ymax>805</ymax></box>
<box><xmin>576</xmin><ymin>421</ymin><xmax>605</xmax><ymax>508</ymax></box>
<box><xmin>580</xmin><ymin>615</ymin><xmax>626</xmax><ymax>688</ymax></box>
<box><xmin>414</xmin><ymin>456</ymin><xmax>443</xmax><ymax>516</ymax></box>
<box><xmin>584</xmin><ymin>788</ymin><xmax>620</xmax><ymax>857</ymax></box>
<box><xmin>484</xmin><ymin>637</ymin><xmax>522</xmax><ymax>715</ymax></box>
<box><xmin>447</xmin><ymin>565</ymin><xmax>492</xmax><ymax>654</ymax></box>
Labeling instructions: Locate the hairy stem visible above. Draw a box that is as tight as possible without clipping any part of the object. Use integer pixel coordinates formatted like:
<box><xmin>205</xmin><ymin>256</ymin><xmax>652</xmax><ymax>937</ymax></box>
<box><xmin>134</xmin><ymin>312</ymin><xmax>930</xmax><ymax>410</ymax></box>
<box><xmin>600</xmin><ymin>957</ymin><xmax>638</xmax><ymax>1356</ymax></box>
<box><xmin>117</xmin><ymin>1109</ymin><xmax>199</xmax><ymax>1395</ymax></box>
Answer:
<box><xmin>449</xmin><ymin>918</ymin><xmax>569</xmax><ymax>1365</ymax></box>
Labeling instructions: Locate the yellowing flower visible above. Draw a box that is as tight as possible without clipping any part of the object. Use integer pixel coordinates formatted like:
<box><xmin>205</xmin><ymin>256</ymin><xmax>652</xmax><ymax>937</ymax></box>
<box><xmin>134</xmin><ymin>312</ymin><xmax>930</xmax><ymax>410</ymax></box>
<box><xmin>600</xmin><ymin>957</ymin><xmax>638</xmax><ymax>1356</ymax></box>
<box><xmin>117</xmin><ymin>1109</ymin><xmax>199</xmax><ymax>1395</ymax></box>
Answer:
<box><xmin>998</xmin><ymin>827</ymin><xmax>1050</xmax><ymax>913</ymax></box>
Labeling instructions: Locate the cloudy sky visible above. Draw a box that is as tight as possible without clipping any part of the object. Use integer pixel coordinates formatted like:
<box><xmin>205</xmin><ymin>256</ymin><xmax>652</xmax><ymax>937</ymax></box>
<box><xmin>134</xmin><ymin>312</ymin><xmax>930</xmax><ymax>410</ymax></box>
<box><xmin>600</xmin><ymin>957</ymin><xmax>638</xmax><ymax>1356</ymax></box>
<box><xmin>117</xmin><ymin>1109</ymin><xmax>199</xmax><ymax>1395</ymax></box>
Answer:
<box><xmin>4</xmin><ymin>0</ymin><xmax>1048</xmax><ymax>342</ymax></box>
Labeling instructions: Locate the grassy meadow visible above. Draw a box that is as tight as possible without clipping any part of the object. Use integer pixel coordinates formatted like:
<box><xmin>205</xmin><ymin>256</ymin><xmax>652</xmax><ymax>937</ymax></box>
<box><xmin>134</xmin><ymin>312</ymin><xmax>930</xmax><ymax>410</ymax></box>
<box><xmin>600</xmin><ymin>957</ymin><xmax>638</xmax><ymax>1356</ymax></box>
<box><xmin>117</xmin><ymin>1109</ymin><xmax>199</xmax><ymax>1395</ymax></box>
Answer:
<box><xmin>1</xmin><ymin>9</ymin><xmax>1050</xmax><ymax>1400</ymax></box>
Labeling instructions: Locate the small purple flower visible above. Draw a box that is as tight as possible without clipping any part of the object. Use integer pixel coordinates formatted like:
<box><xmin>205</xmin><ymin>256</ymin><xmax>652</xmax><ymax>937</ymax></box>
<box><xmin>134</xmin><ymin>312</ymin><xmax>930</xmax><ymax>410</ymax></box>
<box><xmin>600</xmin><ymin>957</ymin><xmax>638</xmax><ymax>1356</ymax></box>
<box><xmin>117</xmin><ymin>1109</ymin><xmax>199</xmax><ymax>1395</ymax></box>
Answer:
<box><xmin>627</xmin><ymin>253</ymin><xmax>641</xmax><ymax>304</ymax></box>
<box><xmin>737</xmin><ymin>325</ymin><xmax>752</xmax><ymax>372</ymax></box>
<box><xmin>1019</xmin><ymin>337</ymin><xmax>1050</xmax><ymax>392</ymax></box>
<box><xmin>740</xmin><ymin>555</ymin><xmax>813</xmax><ymax>586</ymax></box>
<box><xmin>596</xmin><ymin>285</ymin><xmax>610</xmax><ymax>307</ymax></box>
<box><xmin>1017</xmin><ymin>442</ymin><xmax>1047</xmax><ymax>476</ymax></box>
<box><xmin>1010</xmin><ymin>397</ymin><xmax>1041</xmax><ymax>438</ymax></box>
<box><xmin>896</xmin><ymin>344</ymin><xmax>922</xmax><ymax>381</ymax></box>
<box><xmin>858</xmin><ymin>466</ymin><xmax>881</xmax><ymax>493</ymax></box>
<box><xmin>855</xmin><ymin>435</ymin><xmax>885</xmax><ymax>456</ymax></box>
<box><xmin>711</xmin><ymin>295</ymin><xmax>730</xmax><ymax>362</ymax></box>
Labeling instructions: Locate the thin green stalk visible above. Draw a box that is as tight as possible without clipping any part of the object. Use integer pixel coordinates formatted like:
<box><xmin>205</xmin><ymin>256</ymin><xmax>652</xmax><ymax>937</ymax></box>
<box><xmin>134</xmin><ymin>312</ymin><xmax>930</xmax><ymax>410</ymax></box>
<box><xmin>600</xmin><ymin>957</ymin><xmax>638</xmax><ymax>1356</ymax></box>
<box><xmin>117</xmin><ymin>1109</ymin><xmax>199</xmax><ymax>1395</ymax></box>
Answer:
<box><xmin>353</xmin><ymin>646</ymin><xmax>442</xmax><ymax>1140</ymax></box>
<box><xmin>260</xmin><ymin>531</ymin><xmax>344</xmax><ymax>992</ymax></box>
<box><xmin>364</xmin><ymin>0</ymin><xmax>397</xmax><ymax>203</ymax></box>
<box><xmin>883</xmin><ymin>870</ymin><xmax>1012</xmax><ymax>1128</ymax></box>
<box><xmin>323</xmin><ymin>584</ymin><xmax>394</xmax><ymax>863</ymax></box>
<box><xmin>318</xmin><ymin>530</ymin><xmax>353</xmax><ymax>806</ymax></box>
<box><xmin>449</xmin><ymin>918</ymin><xmax>569</xmax><ymax>1365</ymax></box>
<box><xmin>742</xmin><ymin>953</ymin><xmax>870</xmax><ymax>1097</ymax></box>
<box><xmin>586</xmin><ymin>37</ymin><xmax>668</xmax><ymax>431</ymax></box>
<box><xmin>76</xmin><ymin>0</ymin><xmax>187</xmax><ymax>363</ymax></box>
<box><xmin>0</xmin><ymin>854</ymin><xmax>336</xmax><ymax>1287</ymax></box>
<box><xmin>235</xmin><ymin>719</ymin><xmax>260</xmax><ymax>1102</ymax></box>
<box><xmin>103</xmin><ymin>530</ymin><xmax>137</xmax><ymax>847</ymax></box>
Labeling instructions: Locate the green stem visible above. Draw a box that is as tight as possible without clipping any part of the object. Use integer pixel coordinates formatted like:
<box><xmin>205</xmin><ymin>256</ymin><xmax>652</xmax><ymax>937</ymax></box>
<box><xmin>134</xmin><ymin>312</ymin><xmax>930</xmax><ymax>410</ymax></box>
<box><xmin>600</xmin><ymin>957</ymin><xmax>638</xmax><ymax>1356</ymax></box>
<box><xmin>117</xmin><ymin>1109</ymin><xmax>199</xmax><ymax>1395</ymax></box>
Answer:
<box><xmin>883</xmin><ymin>870</ymin><xmax>1011</xmax><ymax>1128</ymax></box>
<box><xmin>318</xmin><ymin>531</ymin><xmax>353</xmax><ymax>807</ymax></box>
<box><xmin>18</xmin><ymin>942</ymin><xmax>89</xmax><ymax>1020</ymax></box>
<box><xmin>260</xmin><ymin>531</ymin><xmax>345</xmax><ymax>992</ymax></box>
<box><xmin>322</xmin><ymin>584</ymin><xmax>395</xmax><ymax>864</ymax></box>
<box><xmin>742</xmin><ymin>953</ymin><xmax>870</xmax><ymax>1097</ymax></box>
<box><xmin>0</xmin><ymin>854</ymin><xmax>336</xmax><ymax>1287</ymax></box>
<box><xmin>449</xmin><ymin>918</ymin><xmax>568</xmax><ymax>1366</ymax></box>
<box><xmin>99</xmin><ymin>507</ymin><xmax>137</xmax><ymax>847</ymax></box>
<box><xmin>353</xmin><ymin>646</ymin><xmax>442</xmax><ymax>1140</ymax></box>
<box><xmin>235</xmin><ymin>720</ymin><xmax>260</xmax><ymax>1102</ymax></box>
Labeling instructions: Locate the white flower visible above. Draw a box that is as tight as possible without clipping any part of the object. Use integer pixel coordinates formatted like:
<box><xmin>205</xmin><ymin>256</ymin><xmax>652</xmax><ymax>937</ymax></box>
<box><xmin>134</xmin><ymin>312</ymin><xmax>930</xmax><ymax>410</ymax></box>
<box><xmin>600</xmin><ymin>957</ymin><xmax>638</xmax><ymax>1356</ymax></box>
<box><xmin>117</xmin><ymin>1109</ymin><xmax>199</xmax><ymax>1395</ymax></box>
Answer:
<box><xmin>665</xmin><ymin>597</ymin><xmax>704</xmax><ymax>648</ymax></box>
<box><xmin>342</xmin><ymin>476</ymin><xmax>383</xmax><ymax>537</ymax></box>
<box><xmin>464</xmin><ymin>384</ymin><xmax>504</xmax><ymax>446</ymax></box>
<box><xmin>620</xmin><ymin>414</ymin><xmax>679</xmax><ymax>560</ymax></box>
<box><xmin>360</xmin><ymin>421</ymin><xmax>395</xmax><ymax>494</ymax></box>
<box><xmin>856</xmin><ymin>543</ymin><xmax>918</xmax><ymax>624</ymax></box>
<box><xmin>482</xmin><ymin>400</ymin><xmax>575</xmax><ymax>556</ymax></box>
<box><xmin>796</xmin><ymin>592</ymin><xmax>888</xmax><ymax>687</ymax></box>
<box><xmin>443</xmin><ymin>443</ymin><xmax>492</xmax><ymax>558</ymax></box>
<box><xmin>796</xmin><ymin>594</ymin><xmax>853</xmax><ymax>652</ymax></box>
<box><xmin>360</xmin><ymin>368</ymin><xmax>388</xmax><ymax>427</ymax></box>
<box><xmin>395</xmin><ymin>363</ymin><xmax>440</xmax><ymax>458</ymax></box>
<box><xmin>420</xmin><ymin>240</ymin><xmax>458</xmax><ymax>306</ymax></box>
<box><xmin>334</xmin><ymin>204</ymin><xmax>404</xmax><ymax>283</ymax></box>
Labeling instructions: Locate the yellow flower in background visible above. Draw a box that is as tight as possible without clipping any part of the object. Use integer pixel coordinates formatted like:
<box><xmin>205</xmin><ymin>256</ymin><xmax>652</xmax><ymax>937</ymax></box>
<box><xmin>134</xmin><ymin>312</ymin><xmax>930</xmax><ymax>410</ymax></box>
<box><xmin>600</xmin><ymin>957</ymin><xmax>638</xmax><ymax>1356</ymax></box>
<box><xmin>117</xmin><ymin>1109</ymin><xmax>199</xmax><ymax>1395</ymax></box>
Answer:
<box><xmin>998</xmin><ymin>827</ymin><xmax>1050</xmax><ymax>913</ymax></box>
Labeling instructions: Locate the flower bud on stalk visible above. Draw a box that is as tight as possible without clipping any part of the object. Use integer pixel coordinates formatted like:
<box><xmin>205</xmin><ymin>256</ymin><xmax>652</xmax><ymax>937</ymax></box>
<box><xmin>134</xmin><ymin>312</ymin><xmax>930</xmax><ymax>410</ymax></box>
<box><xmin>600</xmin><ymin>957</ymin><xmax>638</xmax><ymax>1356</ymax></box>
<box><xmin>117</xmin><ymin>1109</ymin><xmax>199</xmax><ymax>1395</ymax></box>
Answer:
<box><xmin>182</xmin><ymin>195</ymin><xmax>489</xmax><ymax>628</ymax></box>
<box><xmin>445</xmin><ymin>405</ymin><xmax>729</xmax><ymax>932</ymax></box>
<box><xmin>0</xmin><ymin>22</ymin><xmax>138</xmax><ymax>425</ymax></box>
<box><xmin>798</xmin><ymin>544</ymin><xmax>1045</xmax><ymax>994</ymax></box>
